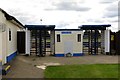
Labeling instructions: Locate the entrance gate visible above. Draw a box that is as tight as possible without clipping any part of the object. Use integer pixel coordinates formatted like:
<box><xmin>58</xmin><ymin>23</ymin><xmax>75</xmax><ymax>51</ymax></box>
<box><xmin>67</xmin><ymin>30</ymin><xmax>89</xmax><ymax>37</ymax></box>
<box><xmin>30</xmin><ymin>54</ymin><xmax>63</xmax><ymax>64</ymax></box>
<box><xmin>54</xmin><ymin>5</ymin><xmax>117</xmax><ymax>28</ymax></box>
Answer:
<box><xmin>25</xmin><ymin>25</ymin><xmax>55</xmax><ymax>56</ymax></box>
<box><xmin>79</xmin><ymin>25</ymin><xmax>111</xmax><ymax>55</ymax></box>
<box><xmin>83</xmin><ymin>30</ymin><xmax>100</xmax><ymax>55</ymax></box>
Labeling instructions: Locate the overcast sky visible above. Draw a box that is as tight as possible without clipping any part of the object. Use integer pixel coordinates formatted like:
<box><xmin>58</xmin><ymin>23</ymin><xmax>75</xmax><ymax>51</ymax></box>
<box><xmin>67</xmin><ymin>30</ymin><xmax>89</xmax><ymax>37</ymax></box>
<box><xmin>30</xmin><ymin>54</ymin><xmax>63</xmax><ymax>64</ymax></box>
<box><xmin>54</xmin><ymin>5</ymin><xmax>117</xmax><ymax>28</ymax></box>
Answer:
<box><xmin>0</xmin><ymin>0</ymin><xmax>119</xmax><ymax>32</ymax></box>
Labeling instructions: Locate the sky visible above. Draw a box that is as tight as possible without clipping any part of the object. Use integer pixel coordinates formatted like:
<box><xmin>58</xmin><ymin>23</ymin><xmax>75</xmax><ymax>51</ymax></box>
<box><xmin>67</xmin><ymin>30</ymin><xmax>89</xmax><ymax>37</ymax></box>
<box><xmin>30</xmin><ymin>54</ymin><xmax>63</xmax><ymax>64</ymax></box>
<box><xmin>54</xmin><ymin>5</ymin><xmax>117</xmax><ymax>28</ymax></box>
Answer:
<box><xmin>0</xmin><ymin>0</ymin><xmax>119</xmax><ymax>32</ymax></box>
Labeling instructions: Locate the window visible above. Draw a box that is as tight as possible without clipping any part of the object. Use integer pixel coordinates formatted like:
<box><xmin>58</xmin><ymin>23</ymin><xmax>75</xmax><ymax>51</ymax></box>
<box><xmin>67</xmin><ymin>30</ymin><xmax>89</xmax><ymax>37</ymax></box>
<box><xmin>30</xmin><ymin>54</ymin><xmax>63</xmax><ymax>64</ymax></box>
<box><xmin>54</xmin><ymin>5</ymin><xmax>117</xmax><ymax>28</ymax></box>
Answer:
<box><xmin>77</xmin><ymin>34</ymin><xmax>81</xmax><ymax>42</ymax></box>
<box><xmin>57</xmin><ymin>34</ymin><xmax>60</xmax><ymax>42</ymax></box>
<box><xmin>9</xmin><ymin>28</ymin><xmax>11</xmax><ymax>41</ymax></box>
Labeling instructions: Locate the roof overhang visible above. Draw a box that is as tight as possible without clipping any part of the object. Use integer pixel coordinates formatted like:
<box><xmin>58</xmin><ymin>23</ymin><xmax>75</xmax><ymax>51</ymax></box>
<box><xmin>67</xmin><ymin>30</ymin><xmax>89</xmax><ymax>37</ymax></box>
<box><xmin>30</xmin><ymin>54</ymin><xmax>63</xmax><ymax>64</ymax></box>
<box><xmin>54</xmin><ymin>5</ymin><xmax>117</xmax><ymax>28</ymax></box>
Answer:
<box><xmin>79</xmin><ymin>24</ymin><xmax>111</xmax><ymax>30</ymax></box>
<box><xmin>25</xmin><ymin>25</ymin><xmax>55</xmax><ymax>30</ymax></box>
<box><xmin>0</xmin><ymin>8</ymin><xmax>24</xmax><ymax>28</ymax></box>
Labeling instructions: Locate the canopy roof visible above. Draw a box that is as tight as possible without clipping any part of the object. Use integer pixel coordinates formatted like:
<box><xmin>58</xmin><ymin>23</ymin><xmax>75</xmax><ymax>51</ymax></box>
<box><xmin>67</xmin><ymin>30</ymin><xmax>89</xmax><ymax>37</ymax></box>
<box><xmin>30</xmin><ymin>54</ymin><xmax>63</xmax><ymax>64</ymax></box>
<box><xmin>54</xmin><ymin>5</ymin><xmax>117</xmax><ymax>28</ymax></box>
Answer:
<box><xmin>25</xmin><ymin>25</ymin><xmax>55</xmax><ymax>30</ymax></box>
<box><xmin>79</xmin><ymin>24</ymin><xmax>111</xmax><ymax>30</ymax></box>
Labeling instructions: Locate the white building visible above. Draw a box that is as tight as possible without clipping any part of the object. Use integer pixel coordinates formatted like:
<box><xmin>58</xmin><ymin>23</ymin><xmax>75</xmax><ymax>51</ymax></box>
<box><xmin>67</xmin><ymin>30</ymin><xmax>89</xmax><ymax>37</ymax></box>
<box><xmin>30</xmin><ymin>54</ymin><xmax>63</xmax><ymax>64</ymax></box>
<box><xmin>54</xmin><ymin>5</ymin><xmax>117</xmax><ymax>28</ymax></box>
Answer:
<box><xmin>0</xmin><ymin>8</ymin><xmax>24</xmax><ymax>65</ymax></box>
<box><xmin>55</xmin><ymin>29</ymin><xmax>84</xmax><ymax>57</ymax></box>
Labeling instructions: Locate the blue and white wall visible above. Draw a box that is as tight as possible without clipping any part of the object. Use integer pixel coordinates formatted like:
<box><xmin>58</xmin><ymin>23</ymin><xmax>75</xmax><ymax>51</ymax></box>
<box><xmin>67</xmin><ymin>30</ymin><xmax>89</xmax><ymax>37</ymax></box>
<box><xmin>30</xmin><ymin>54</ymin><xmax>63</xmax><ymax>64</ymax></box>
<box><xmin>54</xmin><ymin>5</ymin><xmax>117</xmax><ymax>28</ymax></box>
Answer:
<box><xmin>0</xmin><ymin>9</ymin><xmax>23</xmax><ymax>65</ymax></box>
<box><xmin>0</xmin><ymin>10</ymin><xmax>6</xmax><ymax>65</ymax></box>
<box><xmin>55</xmin><ymin>30</ymin><xmax>84</xmax><ymax>57</ymax></box>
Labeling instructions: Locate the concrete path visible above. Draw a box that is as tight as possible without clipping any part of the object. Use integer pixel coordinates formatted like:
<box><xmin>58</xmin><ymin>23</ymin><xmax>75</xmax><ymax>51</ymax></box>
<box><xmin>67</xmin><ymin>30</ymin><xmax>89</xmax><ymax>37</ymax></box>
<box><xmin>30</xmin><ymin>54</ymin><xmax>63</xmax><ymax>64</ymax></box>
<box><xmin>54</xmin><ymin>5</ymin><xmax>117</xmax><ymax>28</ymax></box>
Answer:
<box><xmin>3</xmin><ymin>54</ymin><xmax>119</xmax><ymax>78</ymax></box>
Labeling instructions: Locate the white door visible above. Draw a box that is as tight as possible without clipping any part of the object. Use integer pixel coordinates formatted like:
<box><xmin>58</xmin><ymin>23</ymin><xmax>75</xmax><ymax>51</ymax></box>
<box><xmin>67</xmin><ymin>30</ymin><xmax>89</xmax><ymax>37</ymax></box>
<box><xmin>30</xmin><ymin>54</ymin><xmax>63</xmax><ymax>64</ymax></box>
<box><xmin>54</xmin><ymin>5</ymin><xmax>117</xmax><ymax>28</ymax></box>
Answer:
<box><xmin>64</xmin><ymin>41</ymin><xmax>73</xmax><ymax>56</ymax></box>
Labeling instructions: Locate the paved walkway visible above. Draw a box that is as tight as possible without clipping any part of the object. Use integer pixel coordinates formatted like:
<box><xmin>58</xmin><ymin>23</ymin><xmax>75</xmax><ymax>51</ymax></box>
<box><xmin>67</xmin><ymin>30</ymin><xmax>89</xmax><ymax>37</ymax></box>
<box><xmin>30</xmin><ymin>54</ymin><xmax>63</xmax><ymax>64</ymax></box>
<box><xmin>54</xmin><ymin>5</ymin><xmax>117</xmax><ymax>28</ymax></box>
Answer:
<box><xmin>3</xmin><ymin>54</ymin><xmax>119</xmax><ymax>78</ymax></box>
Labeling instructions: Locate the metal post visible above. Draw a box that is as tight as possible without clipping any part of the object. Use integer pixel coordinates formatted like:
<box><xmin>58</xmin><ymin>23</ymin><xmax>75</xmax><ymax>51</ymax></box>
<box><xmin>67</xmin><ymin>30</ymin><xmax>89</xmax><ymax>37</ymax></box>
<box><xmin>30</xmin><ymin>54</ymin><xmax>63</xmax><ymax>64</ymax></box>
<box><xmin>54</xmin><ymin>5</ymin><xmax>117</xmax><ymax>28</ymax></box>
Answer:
<box><xmin>96</xmin><ymin>30</ymin><xmax>98</xmax><ymax>54</ymax></box>
<box><xmin>101</xmin><ymin>30</ymin><xmax>105</xmax><ymax>54</ymax></box>
<box><xmin>94</xmin><ymin>30</ymin><xmax>97</xmax><ymax>55</ymax></box>
<box><xmin>39</xmin><ymin>30</ymin><xmax>42</xmax><ymax>56</ymax></box>
<box><xmin>91</xmin><ymin>30</ymin><xmax>93</xmax><ymax>55</ymax></box>
<box><xmin>50</xmin><ymin>30</ymin><xmax>52</xmax><ymax>55</ymax></box>
<box><xmin>25</xmin><ymin>28</ymin><xmax>28</xmax><ymax>55</ymax></box>
<box><xmin>88</xmin><ymin>30</ymin><xmax>90</xmax><ymax>54</ymax></box>
<box><xmin>35</xmin><ymin>30</ymin><xmax>37</xmax><ymax>56</ymax></box>
<box><xmin>42</xmin><ymin>30</ymin><xmax>46</xmax><ymax>57</ymax></box>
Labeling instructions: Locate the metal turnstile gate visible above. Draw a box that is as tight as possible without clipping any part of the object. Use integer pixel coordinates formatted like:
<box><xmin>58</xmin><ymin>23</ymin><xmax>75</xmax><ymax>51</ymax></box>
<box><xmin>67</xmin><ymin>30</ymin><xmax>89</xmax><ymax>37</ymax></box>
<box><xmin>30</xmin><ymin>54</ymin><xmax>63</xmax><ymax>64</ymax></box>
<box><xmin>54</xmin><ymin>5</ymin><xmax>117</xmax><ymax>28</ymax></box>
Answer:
<box><xmin>30</xmin><ymin>29</ymin><xmax>53</xmax><ymax>57</ymax></box>
<box><xmin>83</xmin><ymin>30</ymin><xmax>100</xmax><ymax>55</ymax></box>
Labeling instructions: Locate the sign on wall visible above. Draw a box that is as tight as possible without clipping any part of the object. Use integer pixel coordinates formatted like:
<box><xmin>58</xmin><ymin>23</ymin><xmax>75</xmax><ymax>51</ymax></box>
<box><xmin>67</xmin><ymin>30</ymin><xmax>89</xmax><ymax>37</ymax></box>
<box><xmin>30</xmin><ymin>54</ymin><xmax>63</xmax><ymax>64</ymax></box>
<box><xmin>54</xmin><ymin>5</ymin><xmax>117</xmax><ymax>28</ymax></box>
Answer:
<box><xmin>61</xmin><ymin>31</ymin><xmax>72</xmax><ymax>34</ymax></box>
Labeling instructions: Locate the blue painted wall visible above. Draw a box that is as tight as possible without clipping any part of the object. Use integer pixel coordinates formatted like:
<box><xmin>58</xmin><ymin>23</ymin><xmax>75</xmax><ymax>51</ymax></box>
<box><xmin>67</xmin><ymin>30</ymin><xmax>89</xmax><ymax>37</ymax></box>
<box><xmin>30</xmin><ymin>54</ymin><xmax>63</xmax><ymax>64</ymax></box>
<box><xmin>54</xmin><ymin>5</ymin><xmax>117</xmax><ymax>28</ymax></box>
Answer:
<box><xmin>55</xmin><ymin>54</ymin><xmax>65</xmax><ymax>57</ymax></box>
<box><xmin>6</xmin><ymin>51</ymin><xmax>17</xmax><ymax>63</ymax></box>
<box><xmin>73</xmin><ymin>53</ymin><xmax>84</xmax><ymax>56</ymax></box>
<box><xmin>61</xmin><ymin>32</ymin><xmax>72</xmax><ymax>34</ymax></box>
<box><xmin>55</xmin><ymin>53</ymin><xmax>84</xmax><ymax>57</ymax></box>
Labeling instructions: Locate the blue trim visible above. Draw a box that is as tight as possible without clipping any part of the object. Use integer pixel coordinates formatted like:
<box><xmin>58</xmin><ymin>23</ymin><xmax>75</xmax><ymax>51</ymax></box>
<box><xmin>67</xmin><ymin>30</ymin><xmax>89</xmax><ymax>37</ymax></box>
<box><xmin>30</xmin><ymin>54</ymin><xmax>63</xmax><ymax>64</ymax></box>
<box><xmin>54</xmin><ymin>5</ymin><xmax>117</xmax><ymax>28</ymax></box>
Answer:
<box><xmin>73</xmin><ymin>53</ymin><xmax>84</xmax><ymax>56</ymax></box>
<box><xmin>61</xmin><ymin>32</ymin><xmax>71</xmax><ymax>34</ymax></box>
<box><xmin>55</xmin><ymin>54</ymin><xmax>64</xmax><ymax>57</ymax></box>
<box><xmin>7</xmin><ymin>51</ymin><xmax>17</xmax><ymax>63</ymax></box>
<box><xmin>55</xmin><ymin>53</ymin><xmax>84</xmax><ymax>57</ymax></box>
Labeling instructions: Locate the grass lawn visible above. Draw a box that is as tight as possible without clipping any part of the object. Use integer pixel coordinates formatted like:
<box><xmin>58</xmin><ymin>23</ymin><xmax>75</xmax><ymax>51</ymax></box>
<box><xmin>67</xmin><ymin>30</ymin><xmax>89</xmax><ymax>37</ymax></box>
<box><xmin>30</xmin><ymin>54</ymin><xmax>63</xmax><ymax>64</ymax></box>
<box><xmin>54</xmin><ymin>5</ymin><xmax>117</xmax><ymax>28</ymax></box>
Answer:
<box><xmin>44</xmin><ymin>64</ymin><xmax>119</xmax><ymax>78</ymax></box>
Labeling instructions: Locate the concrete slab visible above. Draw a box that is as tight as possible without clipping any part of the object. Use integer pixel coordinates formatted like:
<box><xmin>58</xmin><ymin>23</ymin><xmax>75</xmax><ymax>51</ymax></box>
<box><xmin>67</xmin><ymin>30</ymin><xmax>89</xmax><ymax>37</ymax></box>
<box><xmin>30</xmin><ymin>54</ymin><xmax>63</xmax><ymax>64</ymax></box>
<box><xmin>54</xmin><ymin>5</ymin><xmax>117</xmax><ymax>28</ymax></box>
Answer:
<box><xmin>2</xmin><ymin>54</ymin><xmax>119</xmax><ymax>78</ymax></box>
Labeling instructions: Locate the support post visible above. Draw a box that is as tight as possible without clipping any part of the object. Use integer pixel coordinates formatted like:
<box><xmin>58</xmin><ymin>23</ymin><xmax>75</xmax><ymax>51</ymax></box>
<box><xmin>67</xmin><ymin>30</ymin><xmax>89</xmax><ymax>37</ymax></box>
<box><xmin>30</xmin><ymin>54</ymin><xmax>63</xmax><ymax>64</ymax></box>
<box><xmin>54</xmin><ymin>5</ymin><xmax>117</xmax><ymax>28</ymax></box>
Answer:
<box><xmin>91</xmin><ymin>30</ymin><xmax>93</xmax><ymax>55</ymax></box>
<box><xmin>35</xmin><ymin>30</ymin><xmax>37</xmax><ymax>56</ymax></box>
<box><xmin>50</xmin><ymin>30</ymin><xmax>55</xmax><ymax>55</ymax></box>
<box><xmin>88</xmin><ymin>30</ymin><xmax>91</xmax><ymax>54</ymax></box>
<box><xmin>42</xmin><ymin>30</ymin><xmax>46</xmax><ymax>57</ymax></box>
<box><xmin>104</xmin><ymin>29</ymin><xmax>110</xmax><ymax>55</ymax></box>
<box><xmin>94</xmin><ymin>30</ymin><xmax>97</xmax><ymax>55</ymax></box>
<box><xmin>101</xmin><ymin>30</ymin><xmax>105</xmax><ymax>54</ymax></box>
<box><xmin>96</xmin><ymin>30</ymin><xmax>98</xmax><ymax>54</ymax></box>
<box><xmin>44</xmin><ymin>30</ymin><xmax>46</xmax><ymax>56</ymax></box>
<box><xmin>25</xmin><ymin>28</ymin><xmax>31</xmax><ymax>55</ymax></box>
<box><xmin>39</xmin><ymin>30</ymin><xmax>42</xmax><ymax>56</ymax></box>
